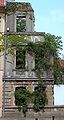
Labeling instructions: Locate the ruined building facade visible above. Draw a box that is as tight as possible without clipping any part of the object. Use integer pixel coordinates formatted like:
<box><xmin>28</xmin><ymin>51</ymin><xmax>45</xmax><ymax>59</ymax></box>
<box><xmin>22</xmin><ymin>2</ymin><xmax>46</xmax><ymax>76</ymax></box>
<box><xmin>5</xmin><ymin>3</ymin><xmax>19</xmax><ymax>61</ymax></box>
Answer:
<box><xmin>0</xmin><ymin>2</ymin><xmax>54</xmax><ymax>117</ymax></box>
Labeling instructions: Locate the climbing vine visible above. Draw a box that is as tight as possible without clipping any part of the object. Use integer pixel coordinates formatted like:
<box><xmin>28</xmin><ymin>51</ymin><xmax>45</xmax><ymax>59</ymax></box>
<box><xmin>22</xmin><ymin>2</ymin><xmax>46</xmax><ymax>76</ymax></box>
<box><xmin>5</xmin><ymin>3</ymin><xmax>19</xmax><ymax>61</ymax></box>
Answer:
<box><xmin>0</xmin><ymin>1</ymin><xmax>63</xmax><ymax>117</ymax></box>
<box><xmin>6</xmin><ymin>2</ymin><xmax>33</xmax><ymax>13</ymax></box>
<box><xmin>0</xmin><ymin>32</ymin><xmax>63</xmax><ymax>116</ymax></box>
<box><xmin>14</xmin><ymin>81</ymin><xmax>48</xmax><ymax>116</ymax></box>
<box><xmin>15</xmin><ymin>87</ymin><xmax>33</xmax><ymax>117</ymax></box>
<box><xmin>33</xmin><ymin>80</ymin><xmax>48</xmax><ymax>112</ymax></box>
<box><xmin>0</xmin><ymin>33</ymin><xmax>63</xmax><ymax>83</ymax></box>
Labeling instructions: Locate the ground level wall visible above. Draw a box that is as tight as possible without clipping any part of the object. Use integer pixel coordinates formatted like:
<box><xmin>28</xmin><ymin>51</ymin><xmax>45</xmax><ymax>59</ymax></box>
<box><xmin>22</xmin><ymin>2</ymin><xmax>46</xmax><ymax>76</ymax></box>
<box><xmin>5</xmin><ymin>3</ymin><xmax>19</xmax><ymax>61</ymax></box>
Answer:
<box><xmin>1</xmin><ymin>111</ymin><xmax>64</xmax><ymax>120</ymax></box>
<box><xmin>3</xmin><ymin>81</ymin><xmax>53</xmax><ymax>108</ymax></box>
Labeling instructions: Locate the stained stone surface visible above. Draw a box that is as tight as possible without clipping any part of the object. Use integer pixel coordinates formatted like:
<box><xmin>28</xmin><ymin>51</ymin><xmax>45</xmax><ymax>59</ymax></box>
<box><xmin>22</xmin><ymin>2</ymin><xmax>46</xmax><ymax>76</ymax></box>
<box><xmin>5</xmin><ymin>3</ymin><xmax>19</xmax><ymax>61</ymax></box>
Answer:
<box><xmin>0</xmin><ymin>111</ymin><xmax>64</xmax><ymax>120</ymax></box>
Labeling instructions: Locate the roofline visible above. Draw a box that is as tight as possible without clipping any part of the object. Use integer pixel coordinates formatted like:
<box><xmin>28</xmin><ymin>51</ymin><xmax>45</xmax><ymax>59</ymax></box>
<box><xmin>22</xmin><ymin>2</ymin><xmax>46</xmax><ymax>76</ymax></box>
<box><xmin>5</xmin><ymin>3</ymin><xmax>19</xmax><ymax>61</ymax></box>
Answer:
<box><xmin>0</xmin><ymin>2</ymin><xmax>34</xmax><ymax>13</ymax></box>
<box><xmin>6</xmin><ymin>2</ymin><xmax>34</xmax><ymax>12</ymax></box>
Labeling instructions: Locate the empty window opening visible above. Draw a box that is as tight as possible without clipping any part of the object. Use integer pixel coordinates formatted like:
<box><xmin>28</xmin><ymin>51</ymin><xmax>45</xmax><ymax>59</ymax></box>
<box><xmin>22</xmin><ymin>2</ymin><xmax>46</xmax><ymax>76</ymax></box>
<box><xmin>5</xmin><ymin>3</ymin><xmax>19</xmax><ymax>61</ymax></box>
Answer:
<box><xmin>16</xmin><ymin>16</ymin><xmax>26</xmax><ymax>32</ymax></box>
<box><xmin>16</xmin><ymin>48</ymin><xmax>25</xmax><ymax>69</ymax></box>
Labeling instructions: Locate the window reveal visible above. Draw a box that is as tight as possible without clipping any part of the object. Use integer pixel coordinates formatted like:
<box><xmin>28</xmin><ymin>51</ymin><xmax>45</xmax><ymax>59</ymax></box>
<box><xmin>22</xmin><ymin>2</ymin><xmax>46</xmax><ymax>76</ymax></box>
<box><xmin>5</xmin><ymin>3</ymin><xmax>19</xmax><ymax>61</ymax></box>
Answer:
<box><xmin>16</xmin><ymin>48</ymin><xmax>25</xmax><ymax>69</ymax></box>
<box><xmin>16</xmin><ymin>16</ymin><xmax>26</xmax><ymax>32</ymax></box>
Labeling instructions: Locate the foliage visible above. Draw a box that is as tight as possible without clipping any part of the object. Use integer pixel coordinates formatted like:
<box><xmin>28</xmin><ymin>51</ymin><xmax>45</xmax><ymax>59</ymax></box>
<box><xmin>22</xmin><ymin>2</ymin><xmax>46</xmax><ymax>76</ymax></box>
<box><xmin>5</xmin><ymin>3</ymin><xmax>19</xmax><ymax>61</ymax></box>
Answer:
<box><xmin>6</xmin><ymin>2</ymin><xmax>33</xmax><ymax>12</ymax></box>
<box><xmin>25</xmin><ymin>33</ymin><xmax>63</xmax><ymax>83</ymax></box>
<box><xmin>0</xmin><ymin>0</ymin><xmax>63</xmax><ymax>115</ymax></box>
<box><xmin>54</xmin><ymin>56</ymin><xmax>62</xmax><ymax>84</ymax></box>
<box><xmin>15</xmin><ymin>82</ymin><xmax>48</xmax><ymax>115</ymax></box>
<box><xmin>16</xmin><ymin>17</ymin><xmax>26</xmax><ymax>32</ymax></box>
<box><xmin>0</xmin><ymin>33</ymin><xmax>4</xmax><ymax>50</ymax></box>
<box><xmin>33</xmin><ymin>80</ymin><xmax>48</xmax><ymax>112</ymax></box>
<box><xmin>44</xmin><ymin>33</ymin><xmax>63</xmax><ymax>84</ymax></box>
<box><xmin>16</xmin><ymin>47</ymin><xmax>25</xmax><ymax>69</ymax></box>
<box><xmin>15</xmin><ymin>87</ymin><xmax>32</xmax><ymax>117</ymax></box>
<box><xmin>0</xmin><ymin>32</ymin><xmax>63</xmax><ymax>115</ymax></box>
<box><xmin>0</xmin><ymin>33</ymin><xmax>63</xmax><ymax>83</ymax></box>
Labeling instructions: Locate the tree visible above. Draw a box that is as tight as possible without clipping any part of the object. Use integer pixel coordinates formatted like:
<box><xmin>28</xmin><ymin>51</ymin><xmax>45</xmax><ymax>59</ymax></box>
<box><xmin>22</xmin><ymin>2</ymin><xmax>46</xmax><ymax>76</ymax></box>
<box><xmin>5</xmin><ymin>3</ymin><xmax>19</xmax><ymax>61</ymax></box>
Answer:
<box><xmin>25</xmin><ymin>33</ymin><xmax>63</xmax><ymax>83</ymax></box>
<box><xmin>44</xmin><ymin>33</ymin><xmax>63</xmax><ymax>84</ymax></box>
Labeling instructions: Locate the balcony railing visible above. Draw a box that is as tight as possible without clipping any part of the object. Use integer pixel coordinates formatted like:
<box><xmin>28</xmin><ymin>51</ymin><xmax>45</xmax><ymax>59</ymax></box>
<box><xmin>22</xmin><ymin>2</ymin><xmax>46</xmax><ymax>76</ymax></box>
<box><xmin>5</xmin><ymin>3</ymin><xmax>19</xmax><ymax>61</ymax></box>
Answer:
<box><xmin>3</xmin><ymin>69</ymin><xmax>54</xmax><ymax>84</ymax></box>
<box><xmin>12</xmin><ymin>69</ymin><xmax>36</xmax><ymax>78</ymax></box>
<box><xmin>8</xmin><ymin>69</ymin><xmax>53</xmax><ymax>78</ymax></box>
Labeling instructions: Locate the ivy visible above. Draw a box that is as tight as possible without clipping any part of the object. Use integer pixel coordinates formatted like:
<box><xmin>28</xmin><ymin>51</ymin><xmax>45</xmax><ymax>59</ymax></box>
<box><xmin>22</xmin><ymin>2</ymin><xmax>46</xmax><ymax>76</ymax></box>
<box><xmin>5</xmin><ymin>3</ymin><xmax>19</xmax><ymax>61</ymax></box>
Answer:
<box><xmin>15</xmin><ymin>81</ymin><xmax>48</xmax><ymax>116</ymax></box>
<box><xmin>0</xmin><ymin>33</ymin><xmax>63</xmax><ymax>84</ymax></box>
<box><xmin>0</xmin><ymin>32</ymin><xmax>63</xmax><ymax>115</ymax></box>
<box><xmin>33</xmin><ymin>80</ymin><xmax>48</xmax><ymax>112</ymax></box>
<box><xmin>16</xmin><ymin>47</ymin><xmax>25</xmax><ymax>69</ymax></box>
<box><xmin>6</xmin><ymin>2</ymin><xmax>33</xmax><ymax>13</ymax></box>
<box><xmin>15</xmin><ymin>87</ymin><xmax>32</xmax><ymax>117</ymax></box>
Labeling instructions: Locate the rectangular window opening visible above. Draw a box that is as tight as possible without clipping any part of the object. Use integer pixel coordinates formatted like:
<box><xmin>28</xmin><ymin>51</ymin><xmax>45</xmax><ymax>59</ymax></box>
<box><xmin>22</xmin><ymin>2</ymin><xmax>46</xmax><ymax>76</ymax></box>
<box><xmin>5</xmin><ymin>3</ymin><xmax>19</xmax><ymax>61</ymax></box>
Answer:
<box><xmin>16</xmin><ymin>16</ymin><xmax>26</xmax><ymax>32</ymax></box>
<box><xmin>16</xmin><ymin>48</ymin><xmax>25</xmax><ymax>69</ymax></box>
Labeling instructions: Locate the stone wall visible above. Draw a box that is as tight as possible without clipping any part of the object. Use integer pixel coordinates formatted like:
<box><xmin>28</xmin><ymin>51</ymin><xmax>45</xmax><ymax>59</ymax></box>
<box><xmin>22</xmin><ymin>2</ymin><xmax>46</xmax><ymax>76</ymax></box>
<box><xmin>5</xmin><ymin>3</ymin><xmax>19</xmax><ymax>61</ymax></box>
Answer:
<box><xmin>46</xmin><ymin>85</ymin><xmax>53</xmax><ymax>106</ymax></box>
<box><xmin>3</xmin><ymin>111</ymin><xmax>64</xmax><ymax>120</ymax></box>
<box><xmin>0</xmin><ymin>14</ymin><xmax>4</xmax><ymax>32</ymax></box>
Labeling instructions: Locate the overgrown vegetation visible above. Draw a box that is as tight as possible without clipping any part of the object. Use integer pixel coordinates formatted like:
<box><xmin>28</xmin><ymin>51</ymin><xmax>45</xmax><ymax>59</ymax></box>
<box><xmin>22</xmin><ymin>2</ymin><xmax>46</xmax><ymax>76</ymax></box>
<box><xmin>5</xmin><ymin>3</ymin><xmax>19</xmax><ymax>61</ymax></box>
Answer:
<box><xmin>0</xmin><ymin>1</ymin><xmax>63</xmax><ymax>117</ymax></box>
<box><xmin>0</xmin><ymin>33</ymin><xmax>63</xmax><ymax>83</ymax></box>
<box><xmin>15</xmin><ymin>87</ymin><xmax>32</xmax><ymax>117</ymax></box>
<box><xmin>0</xmin><ymin>32</ymin><xmax>63</xmax><ymax>116</ymax></box>
<box><xmin>6</xmin><ymin>2</ymin><xmax>33</xmax><ymax>12</ymax></box>
<box><xmin>14</xmin><ymin>81</ymin><xmax>47</xmax><ymax>117</ymax></box>
<box><xmin>33</xmin><ymin>80</ymin><xmax>48</xmax><ymax>112</ymax></box>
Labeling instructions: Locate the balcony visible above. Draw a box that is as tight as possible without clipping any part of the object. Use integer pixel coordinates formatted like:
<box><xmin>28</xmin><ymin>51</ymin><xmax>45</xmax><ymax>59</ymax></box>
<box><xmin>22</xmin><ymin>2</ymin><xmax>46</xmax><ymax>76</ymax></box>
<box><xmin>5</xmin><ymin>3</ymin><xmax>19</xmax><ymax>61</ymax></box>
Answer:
<box><xmin>3</xmin><ymin>69</ymin><xmax>54</xmax><ymax>84</ymax></box>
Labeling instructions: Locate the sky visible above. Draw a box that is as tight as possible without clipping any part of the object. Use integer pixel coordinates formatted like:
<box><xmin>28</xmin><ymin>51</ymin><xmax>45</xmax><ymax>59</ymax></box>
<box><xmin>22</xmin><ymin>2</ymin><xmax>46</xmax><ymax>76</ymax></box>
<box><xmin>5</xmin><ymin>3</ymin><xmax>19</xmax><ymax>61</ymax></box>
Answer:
<box><xmin>54</xmin><ymin>85</ymin><xmax>64</xmax><ymax>105</ymax></box>
<box><xmin>14</xmin><ymin>0</ymin><xmax>64</xmax><ymax>105</ymax></box>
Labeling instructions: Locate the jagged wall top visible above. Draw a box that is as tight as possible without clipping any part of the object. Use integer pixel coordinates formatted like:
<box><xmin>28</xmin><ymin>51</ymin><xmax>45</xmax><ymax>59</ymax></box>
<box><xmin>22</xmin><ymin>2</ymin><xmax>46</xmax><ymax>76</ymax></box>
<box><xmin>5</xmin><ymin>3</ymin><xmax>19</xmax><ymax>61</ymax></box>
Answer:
<box><xmin>0</xmin><ymin>2</ymin><xmax>34</xmax><ymax>13</ymax></box>
<box><xmin>6</xmin><ymin>2</ymin><xmax>34</xmax><ymax>12</ymax></box>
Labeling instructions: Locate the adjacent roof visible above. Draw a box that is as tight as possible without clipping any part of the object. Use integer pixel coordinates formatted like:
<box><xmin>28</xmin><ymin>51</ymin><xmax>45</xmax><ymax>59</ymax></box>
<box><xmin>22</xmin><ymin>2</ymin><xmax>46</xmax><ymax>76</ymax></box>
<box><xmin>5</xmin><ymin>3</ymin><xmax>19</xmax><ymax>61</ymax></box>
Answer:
<box><xmin>60</xmin><ymin>60</ymin><xmax>64</xmax><ymax>68</ymax></box>
<box><xmin>0</xmin><ymin>0</ymin><xmax>4</xmax><ymax>7</ymax></box>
